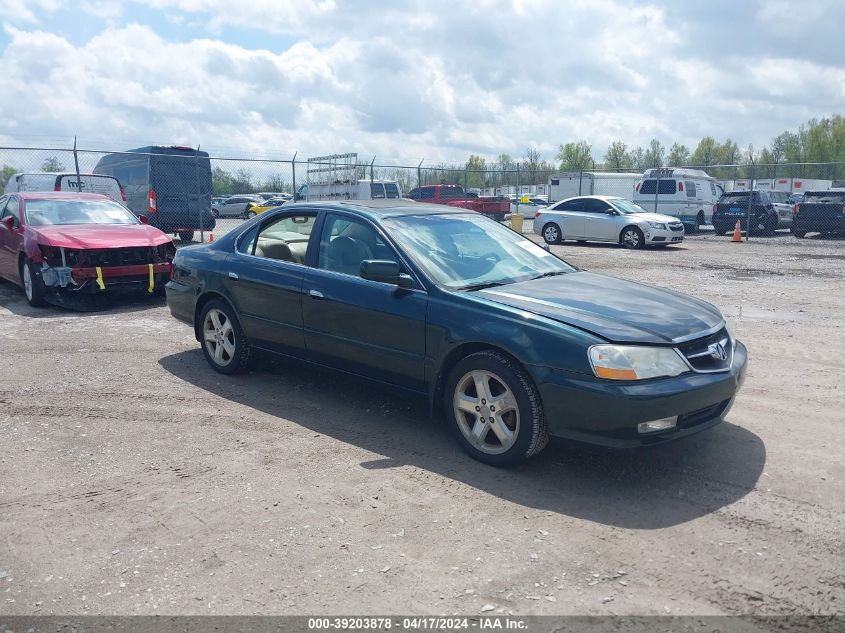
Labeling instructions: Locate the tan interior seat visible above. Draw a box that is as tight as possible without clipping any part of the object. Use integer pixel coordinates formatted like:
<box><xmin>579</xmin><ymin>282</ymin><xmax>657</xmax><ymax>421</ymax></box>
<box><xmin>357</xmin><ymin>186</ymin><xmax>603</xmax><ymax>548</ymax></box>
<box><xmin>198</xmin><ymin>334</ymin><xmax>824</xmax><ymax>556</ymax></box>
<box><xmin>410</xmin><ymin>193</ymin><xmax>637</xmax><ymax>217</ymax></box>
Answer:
<box><xmin>256</xmin><ymin>238</ymin><xmax>293</xmax><ymax>261</ymax></box>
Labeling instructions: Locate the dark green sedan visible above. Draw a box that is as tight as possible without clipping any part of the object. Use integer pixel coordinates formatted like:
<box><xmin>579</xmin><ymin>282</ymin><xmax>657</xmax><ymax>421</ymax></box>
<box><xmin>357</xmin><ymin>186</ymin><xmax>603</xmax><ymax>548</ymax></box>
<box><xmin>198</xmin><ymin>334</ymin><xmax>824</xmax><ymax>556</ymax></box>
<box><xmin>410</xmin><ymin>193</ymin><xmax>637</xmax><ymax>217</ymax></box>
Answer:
<box><xmin>165</xmin><ymin>200</ymin><xmax>747</xmax><ymax>466</ymax></box>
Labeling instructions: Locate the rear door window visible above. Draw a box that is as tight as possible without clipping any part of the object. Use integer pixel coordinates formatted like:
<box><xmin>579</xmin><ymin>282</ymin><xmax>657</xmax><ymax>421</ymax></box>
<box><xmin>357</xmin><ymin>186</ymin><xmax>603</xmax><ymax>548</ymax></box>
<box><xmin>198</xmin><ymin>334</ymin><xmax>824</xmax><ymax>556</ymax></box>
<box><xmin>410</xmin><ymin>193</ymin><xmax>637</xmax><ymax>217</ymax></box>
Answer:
<box><xmin>684</xmin><ymin>181</ymin><xmax>697</xmax><ymax>198</ymax></box>
<box><xmin>384</xmin><ymin>183</ymin><xmax>400</xmax><ymax>199</ymax></box>
<box><xmin>370</xmin><ymin>183</ymin><xmax>386</xmax><ymax>199</ymax></box>
<box><xmin>658</xmin><ymin>179</ymin><xmax>677</xmax><ymax>195</ymax></box>
<box><xmin>419</xmin><ymin>187</ymin><xmax>435</xmax><ymax>200</ymax></box>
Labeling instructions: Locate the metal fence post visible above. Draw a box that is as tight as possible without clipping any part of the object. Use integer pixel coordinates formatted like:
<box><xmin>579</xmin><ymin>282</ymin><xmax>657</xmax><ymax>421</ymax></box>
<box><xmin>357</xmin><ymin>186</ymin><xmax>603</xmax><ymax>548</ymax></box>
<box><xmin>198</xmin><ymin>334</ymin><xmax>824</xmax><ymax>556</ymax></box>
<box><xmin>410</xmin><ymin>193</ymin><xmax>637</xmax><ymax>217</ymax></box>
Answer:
<box><xmin>578</xmin><ymin>169</ymin><xmax>583</xmax><ymax>196</ymax></box>
<box><xmin>746</xmin><ymin>164</ymin><xmax>754</xmax><ymax>243</ymax></box>
<box><xmin>72</xmin><ymin>136</ymin><xmax>81</xmax><ymax>190</ymax></box>
<box><xmin>291</xmin><ymin>152</ymin><xmax>297</xmax><ymax>200</ymax></box>
<box><xmin>195</xmin><ymin>144</ymin><xmax>203</xmax><ymax>243</ymax></box>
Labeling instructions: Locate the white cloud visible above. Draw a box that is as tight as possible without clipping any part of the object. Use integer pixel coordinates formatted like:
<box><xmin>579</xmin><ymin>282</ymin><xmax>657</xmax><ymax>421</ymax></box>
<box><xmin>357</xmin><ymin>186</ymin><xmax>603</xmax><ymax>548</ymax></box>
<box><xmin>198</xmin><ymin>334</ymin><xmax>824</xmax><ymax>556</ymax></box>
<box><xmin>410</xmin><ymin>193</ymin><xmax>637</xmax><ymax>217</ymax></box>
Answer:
<box><xmin>0</xmin><ymin>0</ymin><xmax>842</xmax><ymax>166</ymax></box>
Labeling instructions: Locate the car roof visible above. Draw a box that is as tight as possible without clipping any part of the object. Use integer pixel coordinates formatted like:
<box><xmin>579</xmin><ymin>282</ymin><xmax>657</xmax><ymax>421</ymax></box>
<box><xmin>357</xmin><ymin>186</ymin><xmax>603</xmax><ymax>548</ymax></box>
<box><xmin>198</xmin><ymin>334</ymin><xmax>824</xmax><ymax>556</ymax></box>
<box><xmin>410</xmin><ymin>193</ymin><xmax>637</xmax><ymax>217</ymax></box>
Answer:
<box><xmin>12</xmin><ymin>191</ymin><xmax>113</xmax><ymax>201</ymax></box>
<box><xmin>287</xmin><ymin>199</ymin><xmax>468</xmax><ymax>220</ymax></box>
<box><xmin>560</xmin><ymin>195</ymin><xmax>621</xmax><ymax>202</ymax></box>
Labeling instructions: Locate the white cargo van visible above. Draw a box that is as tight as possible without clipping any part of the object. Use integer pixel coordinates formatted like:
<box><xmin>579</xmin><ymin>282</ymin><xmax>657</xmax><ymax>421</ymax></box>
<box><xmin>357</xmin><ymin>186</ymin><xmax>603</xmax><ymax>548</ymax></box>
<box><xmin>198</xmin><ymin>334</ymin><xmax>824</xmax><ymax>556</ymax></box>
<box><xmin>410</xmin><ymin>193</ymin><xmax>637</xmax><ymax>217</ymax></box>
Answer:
<box><xmin>5</xmin><ymin>172</ymin><xmax>125</xmax><ymax>204</ymax></box>
<box><xmin>633</xmin><ymin>168</ymin><xmax>723</xmax><ymax>231</ymax></box>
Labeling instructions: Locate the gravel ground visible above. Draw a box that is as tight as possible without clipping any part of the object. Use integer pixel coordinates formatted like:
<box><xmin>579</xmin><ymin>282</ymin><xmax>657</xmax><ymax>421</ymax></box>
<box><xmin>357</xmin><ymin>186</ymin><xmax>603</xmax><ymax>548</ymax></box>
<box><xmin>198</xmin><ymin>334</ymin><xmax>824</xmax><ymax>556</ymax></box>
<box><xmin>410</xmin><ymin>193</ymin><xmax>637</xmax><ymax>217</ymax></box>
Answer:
<box><xmin>0</xmin><ymin>231</ymin><xmax>843</xmax><ymax>617</ymax></box>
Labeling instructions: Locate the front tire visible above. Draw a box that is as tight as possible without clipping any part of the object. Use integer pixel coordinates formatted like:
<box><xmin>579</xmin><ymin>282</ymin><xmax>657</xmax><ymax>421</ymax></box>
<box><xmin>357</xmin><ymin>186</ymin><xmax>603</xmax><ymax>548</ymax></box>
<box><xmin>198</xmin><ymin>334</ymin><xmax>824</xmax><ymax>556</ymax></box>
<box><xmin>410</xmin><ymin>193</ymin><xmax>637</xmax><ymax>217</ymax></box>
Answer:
<box><xmin>178</xmin><ymin>230</ymin><xmax>194</xmax><ymax>242</ymax></box>
<box><xmin>198</xmin><ymin>299</ymin><xmax>251</xmax><ymax>375</ymax></box>
<box><xmin>542</xmin><ymin>222</ymin><xmax>562</xmax><ymax>245</ymax></box>
<box><xmin>445</xmin><ymin>351</ymin><xmax>548</xmax><ymax>467</ymax></box>
<box><xmin>620</xmin><ymin>226</ymin><xmax>645</xmax><ymax>249</ymax></box>
<box><xmin>791</xmin><ymin>226</ymin><xmax>807</xmax><ymax>238</ymax></box>
<box><xmin>20</xmin><ymin>259</ymin><xmax>47</xmax><ymax>307</ymax></box>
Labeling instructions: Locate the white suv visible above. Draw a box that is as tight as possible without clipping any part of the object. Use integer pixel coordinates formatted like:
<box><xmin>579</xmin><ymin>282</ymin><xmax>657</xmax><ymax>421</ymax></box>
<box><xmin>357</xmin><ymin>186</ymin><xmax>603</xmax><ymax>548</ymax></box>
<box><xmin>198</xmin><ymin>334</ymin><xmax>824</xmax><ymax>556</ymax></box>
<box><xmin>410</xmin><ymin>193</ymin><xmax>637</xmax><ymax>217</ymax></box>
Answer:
<box><xmin>533</xmin><ymin>195</ymin><xmax>685</xmax><ymax>249</ymax></box>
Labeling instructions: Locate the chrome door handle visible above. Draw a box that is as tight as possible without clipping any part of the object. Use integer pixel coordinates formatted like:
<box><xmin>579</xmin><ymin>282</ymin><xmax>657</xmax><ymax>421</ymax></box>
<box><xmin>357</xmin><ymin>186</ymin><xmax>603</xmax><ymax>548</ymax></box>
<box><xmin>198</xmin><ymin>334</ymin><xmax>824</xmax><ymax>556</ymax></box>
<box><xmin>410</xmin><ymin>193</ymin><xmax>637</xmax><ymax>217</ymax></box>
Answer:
<box><xmin>228</xmin><ymin>272</ymin><xmax>239</xmax><ymax>280</ymax></box>
<box><xmin>309</xmin><ymin>289</ymin><xmax>324</xmax><ymax>299</ymax></box>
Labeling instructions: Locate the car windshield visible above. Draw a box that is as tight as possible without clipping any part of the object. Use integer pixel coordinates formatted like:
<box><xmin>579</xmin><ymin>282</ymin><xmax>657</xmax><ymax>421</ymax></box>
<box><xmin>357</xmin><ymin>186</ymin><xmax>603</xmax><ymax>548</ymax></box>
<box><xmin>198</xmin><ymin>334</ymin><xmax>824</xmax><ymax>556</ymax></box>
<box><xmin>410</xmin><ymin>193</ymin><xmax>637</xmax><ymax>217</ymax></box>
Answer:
<box><xmin>24</xmin><ymin>199</ymin><xmax>138</xmax><ymax>226</ymax></box>
<box><xmin>439</xmin><ymin>187</ymin><xmax>466</xmax><ymax>199</ymax></box>
<box><xmin>383</xmin><ymin>213</ymin><xmax>575</xmax><ymax>290</ymax></box>
<box><xmin>609</xmin><ymin>199</ymin><xmax>649</xmax><ymax>214</ymax></box>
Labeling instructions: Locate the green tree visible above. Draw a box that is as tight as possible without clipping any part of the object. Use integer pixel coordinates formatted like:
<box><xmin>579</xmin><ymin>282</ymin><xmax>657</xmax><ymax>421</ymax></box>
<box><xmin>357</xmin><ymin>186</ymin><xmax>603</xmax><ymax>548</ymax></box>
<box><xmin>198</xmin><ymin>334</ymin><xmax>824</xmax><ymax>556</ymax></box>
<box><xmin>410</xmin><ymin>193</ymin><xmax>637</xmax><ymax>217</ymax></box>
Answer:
<box><xmin>41</xmin><ymin>156</ymin><xmax>66</xmax><ymax>172</ymax></box>
<box><xmin>212</xmin><ymin>166</ymin><xmax>235</xmax><ymax>195</ymax></box>
<box><xmin>667</xmin><ymin>143</ymin><xmax>690</xmax><ymax>167</ymax></box>
<box><xmin>690</xmin><ymin>137</ymin><xmax>718</xmax><ymax>167</ymax></box>
<box><xmin>630</xmin><ymin>146</ymin><xmax>647</xmax><ymax>171</ymax></box>
<box><xmin>604</xmin><ymin>141</ymin><xmax>633</xmax><ymax>170</ymax></box>
<box><xmin>464</xmin><ymin>154</ymin><xmax>487</xmax><ymax>188</ymax></box>
<box><xmin>643</xmin><ymin>138</ymin><xmax>665</xmax><ymax>168</ymax></box>
<box><xmin>1</xmin><ymin>164</ymin><xmax>19</xmax><ymax>185</ymax></box>
<box><xmin>556</xmin><ymin>141</ymin><xmax>593</xmax><ymax>171</ymax></box>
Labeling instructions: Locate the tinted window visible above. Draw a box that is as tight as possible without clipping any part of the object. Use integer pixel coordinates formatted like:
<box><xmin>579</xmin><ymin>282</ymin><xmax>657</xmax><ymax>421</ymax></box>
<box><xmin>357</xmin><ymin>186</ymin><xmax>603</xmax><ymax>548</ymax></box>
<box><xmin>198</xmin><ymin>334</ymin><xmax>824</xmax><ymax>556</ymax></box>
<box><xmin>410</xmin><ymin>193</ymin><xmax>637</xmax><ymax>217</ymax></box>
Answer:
<box><xmin>658</xmin><ymin>179</ymin><xmax>677</xmax><ymax>195</ymax></box>
<box><xmin>319</xmin><ymin>214</ymin><xmax>393</xmax><ymax>277</ymax></box>
<box><xmin>719</xmin><ymin>192</ymin><xmax>751</xmax><ymax>203</ymax></box>
<box><xmin>439</xmin><ymin>187</ymin><xmax>465</xmax><ymax>200</ymax></box>
<box><xmin>419</xmin><ymin>187</ymin><xmax>435</xmax><ymax>200</ymax></box>
<box><xmin>639</xmin><ymin>179</ymin><xmax>656</xmax><ymax>194</ymax></box>
<box><xmin>559</xmin><ymin>199</ymin><xmax>584</xmax><ymax>212</ymax></box>
<box><xmin>254</xmin><ymin>214</ymin><xmax>316</xmax><ymax>263</ymax></box>
<box><xmin>384</xmin><ymin>183</ymin><xmax>400</xmax><ymax>199</ymax></box>
<box><xmin>407</xmin><ymin>189</ymin><xmax>420</xmax><ymax>200</ymax></box>
<box><xmin>802</xmin><ymin>191</ymin><xmax>845</xmax><ymax>203</ymax></box>
<box><xmin>370</xmin><ymin>183</ymin><xmax>386</xmax><ymax>199</ymax></box>
<box><xmin>550</xmin><ymin>179</ymin><xmax>560</xmax><ymax>186</ymax></box>
<box><xmin>684</xmin><ymin>181</ymin><xmax>697</xmax><ymax>198</ymax></box>
<box><xmin>583</xmin><ymin>199</ymin><xmax>611</xmax><ymax>213</ymax></box>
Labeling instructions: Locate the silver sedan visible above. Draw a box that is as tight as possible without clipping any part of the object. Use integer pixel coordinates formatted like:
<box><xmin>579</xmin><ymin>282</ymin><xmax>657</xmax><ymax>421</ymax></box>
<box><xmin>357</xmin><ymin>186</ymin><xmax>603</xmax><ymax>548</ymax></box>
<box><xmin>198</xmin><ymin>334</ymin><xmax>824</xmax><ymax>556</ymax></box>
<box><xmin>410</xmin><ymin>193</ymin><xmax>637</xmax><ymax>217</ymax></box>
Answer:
<box><xmin>533</xmin><ymin>195</ymin><xmax>685</xmax><ymax>249</ymax></box>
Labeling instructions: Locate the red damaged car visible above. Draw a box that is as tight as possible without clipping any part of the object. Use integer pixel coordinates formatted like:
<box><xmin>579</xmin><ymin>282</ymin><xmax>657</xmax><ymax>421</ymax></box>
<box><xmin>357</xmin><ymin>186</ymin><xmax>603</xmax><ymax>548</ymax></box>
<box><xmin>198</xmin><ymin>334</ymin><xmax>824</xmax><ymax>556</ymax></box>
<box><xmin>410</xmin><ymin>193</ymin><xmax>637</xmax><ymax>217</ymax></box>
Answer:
<box><xmin>0</xmin><ymin>192</ymin><xmax>176</xmax><ymax>308</ymax></box>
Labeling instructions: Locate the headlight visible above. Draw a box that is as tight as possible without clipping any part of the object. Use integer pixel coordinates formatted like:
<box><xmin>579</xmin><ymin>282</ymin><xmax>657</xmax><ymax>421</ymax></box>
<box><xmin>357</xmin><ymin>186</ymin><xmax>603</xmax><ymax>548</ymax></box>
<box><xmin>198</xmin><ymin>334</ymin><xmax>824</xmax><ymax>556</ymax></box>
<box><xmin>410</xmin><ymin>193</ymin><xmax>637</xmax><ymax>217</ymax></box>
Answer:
<box><xmin>647</xmin><ymin>221</ymin><xmax>667</xmax><ymax>230</ymax></box>
<box><xmin>589</xmin><ymin>345</ymin><xmax>689</xmax><ymax>380</ymax></box>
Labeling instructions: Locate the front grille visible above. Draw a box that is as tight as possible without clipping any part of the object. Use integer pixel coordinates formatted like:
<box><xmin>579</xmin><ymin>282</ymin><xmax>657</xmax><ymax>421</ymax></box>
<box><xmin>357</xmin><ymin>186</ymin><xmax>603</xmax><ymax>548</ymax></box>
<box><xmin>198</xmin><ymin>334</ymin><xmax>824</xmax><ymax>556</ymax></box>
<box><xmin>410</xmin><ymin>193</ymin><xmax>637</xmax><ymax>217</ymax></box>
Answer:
<box><xmin>677</xmin><ymin>327</ymin><xmax>732</xmax><ymax>372</ymax></box>
<box><xmin>678</xmin><ymin>399</ymin><xmax>730</xmax><ymax>428</ymax></box>
<box><xmin>669</xmin><ymin>223</ymin><xmax>684</xmax><ymax>232</ymax></box>
<box><xmin>80</xmin><ymin>247</ymin><xmax>156</xmax><ymax>267</ymax></box>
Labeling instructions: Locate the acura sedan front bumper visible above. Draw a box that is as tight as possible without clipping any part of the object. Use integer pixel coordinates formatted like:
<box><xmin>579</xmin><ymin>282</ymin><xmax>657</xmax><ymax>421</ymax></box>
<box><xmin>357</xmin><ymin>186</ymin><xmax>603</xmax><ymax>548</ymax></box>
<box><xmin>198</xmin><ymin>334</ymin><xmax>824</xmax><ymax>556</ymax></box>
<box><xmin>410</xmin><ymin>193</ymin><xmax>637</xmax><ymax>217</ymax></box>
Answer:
<box><xmin>530</xmin><ymin>341</ymin><xmax>747</xmax><ymax>448</ymax></box>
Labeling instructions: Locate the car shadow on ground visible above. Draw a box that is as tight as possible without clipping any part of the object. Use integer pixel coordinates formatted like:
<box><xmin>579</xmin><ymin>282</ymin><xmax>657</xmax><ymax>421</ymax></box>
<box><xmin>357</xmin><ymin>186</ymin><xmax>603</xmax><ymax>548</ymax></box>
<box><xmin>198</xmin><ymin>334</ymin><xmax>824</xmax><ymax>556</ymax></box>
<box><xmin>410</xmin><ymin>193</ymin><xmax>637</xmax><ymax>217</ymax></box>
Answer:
<box><xmin>159</xmin><ymin>349</ymin><xmax>766</xmax><ymax>530</ymax></box>
<box><xmin>0</xmin><ymin>282</ymin><xmax>165</xmax><ymax>318</ymax></box>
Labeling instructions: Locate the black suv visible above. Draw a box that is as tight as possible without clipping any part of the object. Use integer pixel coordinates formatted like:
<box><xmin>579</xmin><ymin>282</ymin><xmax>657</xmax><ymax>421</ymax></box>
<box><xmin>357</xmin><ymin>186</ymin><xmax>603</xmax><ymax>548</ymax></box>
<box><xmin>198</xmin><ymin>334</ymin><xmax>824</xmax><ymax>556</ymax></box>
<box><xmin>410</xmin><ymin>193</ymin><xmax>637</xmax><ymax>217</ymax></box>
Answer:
<box><xmin>791</xmin><ymin>190</ymin><xmax>845</xmax><ymax>238</ymax></box>
<box><xmin>712</xmin><ymin>190</ymin><xmax>790</xmax><ymax>236</ymax></box>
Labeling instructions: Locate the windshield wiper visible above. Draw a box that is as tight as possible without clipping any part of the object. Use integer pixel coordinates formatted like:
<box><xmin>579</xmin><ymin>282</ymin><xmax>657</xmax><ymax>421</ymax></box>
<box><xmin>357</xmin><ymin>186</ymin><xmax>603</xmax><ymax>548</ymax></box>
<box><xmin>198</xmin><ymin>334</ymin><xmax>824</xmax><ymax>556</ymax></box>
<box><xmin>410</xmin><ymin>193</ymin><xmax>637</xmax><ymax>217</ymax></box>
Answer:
<box><xmin>457</xmin><ymin>280</ymin><xmax>511</xmax><ymax>292</ymax></box>
<box><xmin>530</xmin><ymin>271</ymin><xmax>568</xmax><ymax>281</ymax></box>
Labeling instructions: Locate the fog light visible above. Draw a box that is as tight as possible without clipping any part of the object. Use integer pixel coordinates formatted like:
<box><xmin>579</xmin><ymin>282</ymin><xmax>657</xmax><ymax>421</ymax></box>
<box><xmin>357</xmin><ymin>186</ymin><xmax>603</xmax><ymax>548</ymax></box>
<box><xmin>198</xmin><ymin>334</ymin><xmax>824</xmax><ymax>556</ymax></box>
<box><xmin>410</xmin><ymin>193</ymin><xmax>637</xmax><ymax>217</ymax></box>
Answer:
<box><xmin>638</xmin><ymin>417</ymin><xmax>678</xmax><ymax>434</ymax></box>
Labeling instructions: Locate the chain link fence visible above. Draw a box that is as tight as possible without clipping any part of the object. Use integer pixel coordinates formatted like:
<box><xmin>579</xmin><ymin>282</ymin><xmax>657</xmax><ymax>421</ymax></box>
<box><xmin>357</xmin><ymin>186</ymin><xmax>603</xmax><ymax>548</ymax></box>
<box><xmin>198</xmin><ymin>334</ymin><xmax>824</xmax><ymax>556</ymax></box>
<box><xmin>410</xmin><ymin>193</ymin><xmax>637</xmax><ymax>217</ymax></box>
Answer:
<box><xmin>1</xmin><ymin>143</ymin><xmax>843</xmax><ymax>243</ymax></box>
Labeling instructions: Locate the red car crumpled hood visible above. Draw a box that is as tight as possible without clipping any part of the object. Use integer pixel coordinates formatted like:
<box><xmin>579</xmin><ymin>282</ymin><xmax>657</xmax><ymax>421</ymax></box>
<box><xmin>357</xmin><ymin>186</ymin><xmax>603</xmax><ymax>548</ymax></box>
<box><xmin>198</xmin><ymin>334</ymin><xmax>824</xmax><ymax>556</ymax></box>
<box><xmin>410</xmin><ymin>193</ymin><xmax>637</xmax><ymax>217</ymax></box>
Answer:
<box><xmin>29</xmin><ymin>224</ymin><xmax>173</xmax><ymax>249</ymax></box>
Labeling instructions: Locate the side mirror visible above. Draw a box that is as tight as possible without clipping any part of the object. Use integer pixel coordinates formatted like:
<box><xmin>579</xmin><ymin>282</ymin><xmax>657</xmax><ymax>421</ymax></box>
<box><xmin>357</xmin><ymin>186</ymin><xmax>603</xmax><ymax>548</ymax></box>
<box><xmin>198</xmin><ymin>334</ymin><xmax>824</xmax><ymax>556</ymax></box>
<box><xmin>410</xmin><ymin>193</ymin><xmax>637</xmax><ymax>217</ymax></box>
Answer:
<box><xmin>605</xmin><ymin>208</ymin><xmax>617</xmax><ymax>215</ymax></box>
<box><xmin>138</xmin><ymin>214</ymin><xmax>150</xmax><ymax>225</ymax></box>
<box><xmin>1</xmin><ymin>215</ymin><xmax>14</xmax><ymax>230</ymax></box>
<box><xmin>360</xmin><ymin>259</ymin><xmax>414</xmax><ymax>288</ymax></box>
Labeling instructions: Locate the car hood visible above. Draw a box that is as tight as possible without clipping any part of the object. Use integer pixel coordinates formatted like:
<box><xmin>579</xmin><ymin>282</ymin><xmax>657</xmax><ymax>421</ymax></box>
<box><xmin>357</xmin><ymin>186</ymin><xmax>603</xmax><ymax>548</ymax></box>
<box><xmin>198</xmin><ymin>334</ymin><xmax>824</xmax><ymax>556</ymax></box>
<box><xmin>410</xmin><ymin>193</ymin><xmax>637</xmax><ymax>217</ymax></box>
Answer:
<box><xmin>28</xmin><ymin>224</ymin><xmax>172</xmax><ymax>249</ymax></box>
<box><xmin>625</xmin><ymin>212</ymin><xmax>681</xmax><ymax>224</ymax></box>
<box><xmin>475</xmin><ymin>272</ymin><xmax>723</xmax><ymax>344</ymax></box>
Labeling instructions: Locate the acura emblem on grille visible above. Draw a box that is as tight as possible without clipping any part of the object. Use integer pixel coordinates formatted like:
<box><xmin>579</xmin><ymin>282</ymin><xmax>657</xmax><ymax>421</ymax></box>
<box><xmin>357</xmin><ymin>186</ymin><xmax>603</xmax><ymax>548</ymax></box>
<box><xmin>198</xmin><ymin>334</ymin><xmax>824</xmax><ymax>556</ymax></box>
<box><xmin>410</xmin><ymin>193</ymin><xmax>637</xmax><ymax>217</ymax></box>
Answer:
<box><xmin>708</xmin><ymin>342</ymin><xmax>728</xmax><ymax>361</ymax></box>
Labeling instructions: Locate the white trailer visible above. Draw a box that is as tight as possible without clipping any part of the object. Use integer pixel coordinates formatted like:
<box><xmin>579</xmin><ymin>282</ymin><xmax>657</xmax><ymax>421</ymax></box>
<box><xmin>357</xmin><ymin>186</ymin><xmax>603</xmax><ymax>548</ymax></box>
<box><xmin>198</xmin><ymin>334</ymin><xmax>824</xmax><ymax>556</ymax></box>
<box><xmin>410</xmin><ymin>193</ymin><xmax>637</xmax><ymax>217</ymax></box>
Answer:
<box><xmin>722</xmin><ymin>177</ymin><xmax>832</xmax><ymax>193</ymax></box>
<box><xmin>297</xmin><ymin>179</ymin><xmax>402</xmax><ymax>201</ymax></box>
<box><xmin>548</xmin><ymin>172</ymin><xmax>641</xmax><ymax>202</ymax></box>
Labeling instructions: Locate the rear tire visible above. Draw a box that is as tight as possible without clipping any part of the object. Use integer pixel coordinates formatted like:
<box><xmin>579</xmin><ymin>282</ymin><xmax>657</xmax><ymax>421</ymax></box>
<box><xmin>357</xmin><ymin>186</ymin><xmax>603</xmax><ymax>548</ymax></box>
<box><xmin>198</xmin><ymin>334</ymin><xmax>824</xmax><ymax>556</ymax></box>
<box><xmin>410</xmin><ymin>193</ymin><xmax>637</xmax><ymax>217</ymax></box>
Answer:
<box><xmin>444</xmin><ymin>350</ymin><xmax>548</xmax><ymax>467</ymax></box>
<box><xmin>178</xmin><ymin>231</ymin><xmax>194</xmax><ymax>242</ymax></box>
<box><xmin>198</xmin><ymin>299</ymin><xmax>252</xmax><ymax>375</ymax></box>
<box><xmin>791</xmin><ymin>226</ymin><xmax>807</xmax><ymax>238</ymax></box>
<box><xmin>20</xmin><ymin>259</ymin><xmax>47</xmax><ymax>307</ymax></box>
<box><xmin>713</xmin><ymin>225</ymin><xmax>727</xmax><ymax>236</ymax></box>
<box><xmin>542</xmin><ymin>222</ymin><xmax>562</xmax><ymax>245</ymax></box>
<box><xmin>212</xmin><ymin>209</ymin><xmax>220</xmax><ymax>218</ymax></box>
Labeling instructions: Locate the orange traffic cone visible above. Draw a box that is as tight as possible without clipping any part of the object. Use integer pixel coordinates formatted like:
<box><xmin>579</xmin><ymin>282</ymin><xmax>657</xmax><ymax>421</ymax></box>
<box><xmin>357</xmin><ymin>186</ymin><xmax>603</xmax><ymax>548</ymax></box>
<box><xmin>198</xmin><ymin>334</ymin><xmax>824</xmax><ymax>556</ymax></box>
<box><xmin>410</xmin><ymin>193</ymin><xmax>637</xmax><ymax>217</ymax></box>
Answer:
<box><xmin>208</xmin><ymin>232</ymin><xmax>215</xmax><ymax>243</ymax></box>
<box><xmin>730</xmin><ymin>219</ymin><xmax>742</xmax><ymax>243</ymax></box>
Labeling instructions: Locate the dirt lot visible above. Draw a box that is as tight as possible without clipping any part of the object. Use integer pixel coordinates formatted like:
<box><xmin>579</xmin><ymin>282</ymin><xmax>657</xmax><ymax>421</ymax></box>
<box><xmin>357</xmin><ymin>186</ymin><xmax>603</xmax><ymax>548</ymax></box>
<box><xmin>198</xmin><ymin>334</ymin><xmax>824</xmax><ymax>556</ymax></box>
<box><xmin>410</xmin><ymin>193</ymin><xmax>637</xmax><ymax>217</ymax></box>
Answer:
<box><xmin>0</xmin><ymin>232</ymin><xmax>843</xmax><ymax>617</ymax></box>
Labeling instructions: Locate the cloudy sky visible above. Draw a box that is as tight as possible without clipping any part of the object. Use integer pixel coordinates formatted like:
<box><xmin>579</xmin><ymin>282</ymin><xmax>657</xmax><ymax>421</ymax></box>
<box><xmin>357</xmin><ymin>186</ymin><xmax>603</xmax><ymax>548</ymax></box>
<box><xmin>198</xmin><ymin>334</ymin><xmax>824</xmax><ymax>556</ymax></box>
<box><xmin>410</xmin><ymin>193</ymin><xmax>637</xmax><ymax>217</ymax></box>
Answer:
<box><xmin>0</xmin><ymin>0</ymin><xmax>843</xmax><ymax>164</ymax></box>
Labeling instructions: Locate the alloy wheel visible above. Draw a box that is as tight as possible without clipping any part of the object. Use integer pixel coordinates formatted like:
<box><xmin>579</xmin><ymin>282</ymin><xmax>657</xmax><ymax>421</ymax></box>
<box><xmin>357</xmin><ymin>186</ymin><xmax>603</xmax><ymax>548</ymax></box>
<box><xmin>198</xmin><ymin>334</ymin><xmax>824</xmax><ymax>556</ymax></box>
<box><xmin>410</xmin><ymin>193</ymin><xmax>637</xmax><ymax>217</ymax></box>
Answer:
<box><xmin>543</xmin><ymin>224</ymin><xmax>559</xmax><ymax>243</ymax></box>
<box><xmin>622</xmin><ymin>228</ymin><xmax>641</xmax><ymax>248</ymax></box>
<box><xmin>453</xmin><ymin>369</ymin><xmax>520</xmax><ymax>455</ymax></box>
<box><xmin>203</xmin><ymin>308</ymin><xmax>236</xmax><ymax>366</ymax></box>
